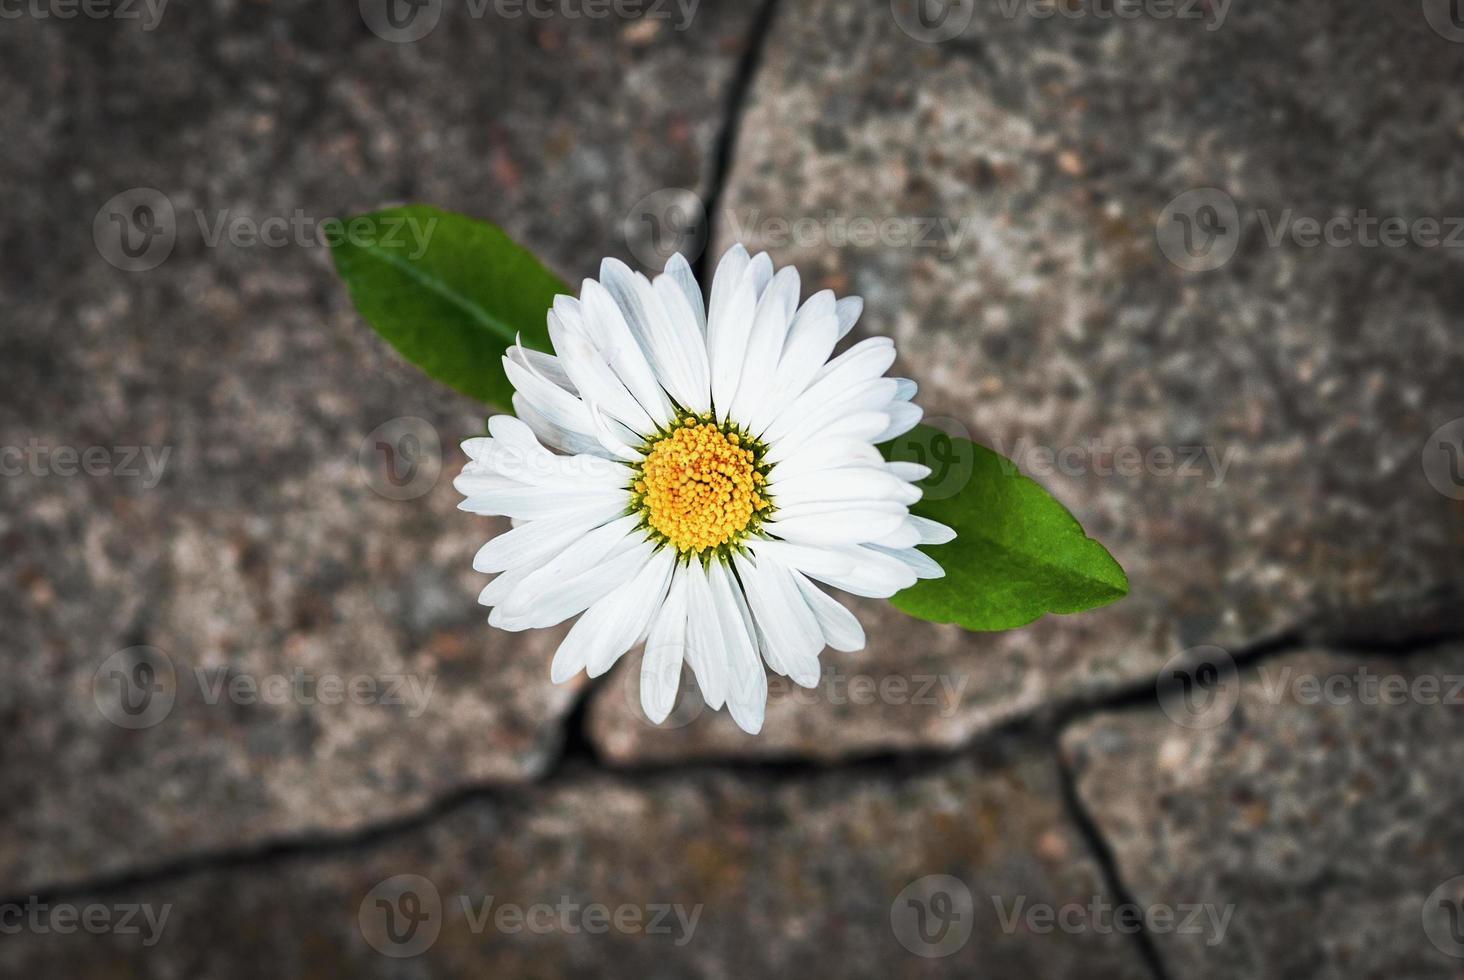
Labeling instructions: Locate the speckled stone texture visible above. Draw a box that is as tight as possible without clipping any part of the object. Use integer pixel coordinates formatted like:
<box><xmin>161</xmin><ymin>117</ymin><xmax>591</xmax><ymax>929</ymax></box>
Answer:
<box><xmin>0</xmin><ymin>1</ymin><xmax>759</xmax><ymax>894</ymax></box>
<box><xmin>1062</xmin><ymin>644</ymin><xmax>1464</xmax><ymax>979</ymax></box>
<box><xmin>589</xmin><ymin>0</ymin><xmax>1464</xmax><ymax>761</ymax></box>
<box><xmin>0</xmin><ymin>742</ymin><xmax>1149</xmax><ymax>979</ymax></box>
<box><xmin>7</xmin><ymin>0</ymin><xmax>1464</xmax><ymax>976</ymax></box>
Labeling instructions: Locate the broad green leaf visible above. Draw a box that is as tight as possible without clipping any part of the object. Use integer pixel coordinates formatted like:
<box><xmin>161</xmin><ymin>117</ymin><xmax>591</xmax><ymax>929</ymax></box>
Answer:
<box><xmin>328</xmin><ymin>205</ymin><xmax>568</xmax><ymax>409</ymax></box>
<box><xmin>885</xmin><ymin>425</ymin><xmax>1128</xmax><ymax>631</ymax></box>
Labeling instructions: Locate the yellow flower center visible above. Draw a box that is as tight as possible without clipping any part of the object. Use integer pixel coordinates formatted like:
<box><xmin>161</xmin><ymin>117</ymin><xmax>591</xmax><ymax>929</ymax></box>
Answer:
<box><xmin>632</xmin><ymin>416</ymin><xmax>771</xmax><ymax>555</ymax></box>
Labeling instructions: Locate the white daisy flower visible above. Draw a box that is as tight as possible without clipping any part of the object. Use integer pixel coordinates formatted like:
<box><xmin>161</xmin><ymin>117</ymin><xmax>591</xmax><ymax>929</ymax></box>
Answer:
<box><xmin>455</xmin><ymin>244</ymin><xmax>953</xmax><ymax>734</ymax></box>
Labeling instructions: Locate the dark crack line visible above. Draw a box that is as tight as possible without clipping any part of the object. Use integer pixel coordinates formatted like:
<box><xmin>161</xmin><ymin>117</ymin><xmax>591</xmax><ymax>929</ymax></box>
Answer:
<box><xmin>0</xmin><ymin>750</ymin><xmax>977</xmax><ymax>911</ymax></box>
<box><xmin>693</xmin><ymin>0</ymin><xmax>782</xmax><ymax>286</ymax></box>
<box><xmin>1054</xmin><ymin>737</ymin><xmax>1173</xmax><ymax>980</ymax></box>
<box><xmin>539</xmin><ymin>0</ymin><xmax>786</xmax><ymax>772</ymax></box>
<box><xmin>13</xmin><ymin>623</ymin><xmax>1464</xmax><ymax>912</ymax></box>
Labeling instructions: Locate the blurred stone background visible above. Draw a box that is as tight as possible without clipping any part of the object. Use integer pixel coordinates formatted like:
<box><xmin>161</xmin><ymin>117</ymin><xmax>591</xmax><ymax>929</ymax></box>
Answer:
<box><xmin>1</xmin><ymin>0</ymin><xmax>1462</xmax><ymax>976</ymax></box>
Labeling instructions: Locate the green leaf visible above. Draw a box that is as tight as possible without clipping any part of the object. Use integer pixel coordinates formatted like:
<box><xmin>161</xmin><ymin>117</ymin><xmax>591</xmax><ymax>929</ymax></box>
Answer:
<box><xmin>328</xmin><ymin>204</ymin><xmax>568</xmax><ymax>409</ymax></box>
<box><xmin>884</xmin><ymin>425</ymin><xmax>1128</xmax><ymax>631</ymax></box>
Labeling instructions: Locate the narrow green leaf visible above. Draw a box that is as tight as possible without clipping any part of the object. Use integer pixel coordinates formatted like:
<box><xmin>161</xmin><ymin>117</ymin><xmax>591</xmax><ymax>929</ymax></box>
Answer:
<box><xmin>885</xmin><ymin>425</ymin><xmax>1129</xmax><ymax>631</ymax></box>
<box><xmin>328</xmin><ymin>204</ymin><xmax>568</xmax><ymax>409</ymax></box>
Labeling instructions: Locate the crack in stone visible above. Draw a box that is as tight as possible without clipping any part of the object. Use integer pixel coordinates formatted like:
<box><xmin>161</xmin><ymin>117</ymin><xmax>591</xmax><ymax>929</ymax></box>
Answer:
<box><xmin>19</xmin><ymin>620</ymin><xmax>1463</xmax><ymax>909</ymax></box>
<box><xmin>1054</xmin><ymin>738</ymin><xmax>1173</xmax><ymax>980</ymax></box>
<box><xmin>693</xmin><ymin>0</ymin><xmax>782</xmax><ymax>285</ymax></box>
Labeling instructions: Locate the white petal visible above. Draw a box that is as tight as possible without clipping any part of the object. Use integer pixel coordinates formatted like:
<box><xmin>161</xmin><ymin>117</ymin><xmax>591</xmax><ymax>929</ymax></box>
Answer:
<box><xmin>458</xmin><ymin>484</ymin><xmax>625</xmax><ymax>521</ymax></box>
<box><xmin>707</xmin><ymin>244</ymin><xmax>750</xmax><ymax>331</ymax></box>
<box><xmin>728</xmin><ymin>265</ymin><xmax>800</xmax><ymax>426</ymax></box>
<box><xmin>708</xmin><ymin>276</ymin><xmax>758</xmax><ymax>421</ymax></box>
<box><xmin>600</xmin><ymin>259</ymin><xmax>705</xmax><ymax>414</ymax></box>
<box><xmin>763</xmin><ymin>376</ymin><xmax>898</xmax><ymax>448</ymax></box>
<box><xmin>792</xmin><ymin>572</ymin><xmax>866</xmax><ymax>653</ymax></box>
<box><xmin>489</xmin><ymin>516</ymin><xmax>641</xmax><ymax>618</ymax></box>
<box><xmin>799</xmin><ymin>544</ymin><xmax>918</xmax><ymax>598</ymax></box>
<box><xmin>580</xmin><ymin>278</ymin><xmax>675</xmax><ymax>426</ymax></box>
<box><xmin>493</xmin><ymin>537</ymin><xmax>654</xmax><ymax>631</ymax></box>
<box><xmin>549</xmin><ymin>311</ymin><xmax>658</xmax><ymax>434</ymax></box>
<box><xmin>682</xmin><ymin>562</ymin><xmax>729</xmax><ymax>710</ymax></box>
<box><xmin>835</xmin><ymin>296</ymin><xmax>864</xmax><ymax>340</ymax></box>
<box><xmin>873</xmin><ymin>402</ymin><xmax>923</xmax><ymax>443</ymax></box>
<box><xmin>766</xmin><ymin>411</ymin><xmax>891</xmax><ymax>465</ymax></box>
<box><xmin>886</xmin><ymin>461</ymin><xmax>931</xmax><ymax>483</ymax></box>
<box><xmin>813</xmin><ymin>336</ymin><xmax>896</xmax><ymax>386</ymax></box>
<box><xmin>909</xmin><ymin>515</ymin><xmax>957</xmax><ymax>545</ymax></box>
<box><xmin>734</xmin><ymin>552</ymin><xmax>823</xmax><ymax>688</ymax></box>
<box><xmin>503</xmin><ymin>350</ymin><xmax>598</xmax><ymax>440</ymax></box>
<box><xmin>588</xmin><ymin>403</ymin><xmax>645</xmax><ymax>462</ymax></box>
<box><xmin>765</xmin><ymin>438</ymin><xmax>884</xmax><ymax>483</ymax></box>
<box><xmin>869</xmin><ymin>544</ymin><xmax>946</xmax><ymax>580</ymax></box>
<box><xmin>744</xmin><ymin>251</ymin><xmax>774</xmax><ymax>298</ymax></box>
<box><xmin>770</xmin><ymin>467</ymin><xmax>922</xmax><ymax>508</ymax></box>
<box><xmin>763</xmin><ymin>508</ymin><xmax>908</xmax><ymax>547</ymax></box>
<box><xmin>640</xmin><ymin>570</ymin><xmax>690</xmax><ymax>723</ymax></box>
<box><xmin>517</xmin><ymin>348</ymin><xmax>576</xmax><ymax>392</ymax></box>
<box><xmin>868</xmin><ymin>519</ymin><xmax>922</xmax><ymax>550</ymax></box>
<box><xmin>661</xmin><ymin>252</ymin><xmax>706</xmax><ymax>335</ymax></box>
<box><xmin>651</xmin><ymin>271</ymin><xmax>712</xmax><ymax>413</ymax></box>
<box><xmin>587</xmin><ymin>548</ymin><xmax>676</xmax><ymax>677</ymax></box>
<box><xmin>747</xmin><ymin>293</ymin><xmax>838</xmax><ymax>435</ymax></box>
<box><xmin>513</xmin><ymin>394</ymin><xmax>612</xmax><ymax>458</ymax></box>
<box><xmin>472</xmin><ymin>506</ymin><xmax>619</xmax><ymax>574</ymax></box>
<box><xmin>553</xmin><ymin>548</ymin><xmax>675</xmax><ymax>682</ymax></box>
<box><xmin>706</xmin><ymin>560</ymin><xmax>766</xmax><ymax>733</ymax></box>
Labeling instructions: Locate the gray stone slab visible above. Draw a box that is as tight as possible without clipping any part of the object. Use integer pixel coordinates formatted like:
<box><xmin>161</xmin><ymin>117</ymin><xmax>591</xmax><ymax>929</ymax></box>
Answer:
<box><xmin>590</xmin><ymin>0</ymin><xmax>1464</xmax><ymax>760</ymax></box>
<box><xmin>1063</xmin><ymin>644</ymin><xmax>1464</xmax><ymax>978</ymax></box>
<box><xmin>0</xmin><ymin>741</ymin><xmax>1149</xmax><ymax>979</ymax></box>
<box><xmin>0</xmin><ymin>1</ymin><xmax>760</xmax><ymax>893</ymax></box>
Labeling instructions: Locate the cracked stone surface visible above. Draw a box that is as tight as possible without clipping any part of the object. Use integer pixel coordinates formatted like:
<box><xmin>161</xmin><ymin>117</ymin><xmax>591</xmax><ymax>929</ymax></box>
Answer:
<box><xmin>0</xmin><ymin>741</ymin><xmax>1149</xmax><ymax>979</ymax></box>
<box><xmin>0</xmin><ymin>1</ymin><xmax>759</xmax><ymax>894</ymax></box>
<box><xmin>589</xmin><ymin>0</ymin><xmax>1464</xmax><ymax>761</ymax></box>
<box><xmin>1062</xmin><ymin>644</ymin><xmax>1464</xmax><ymax>979</ymax></box>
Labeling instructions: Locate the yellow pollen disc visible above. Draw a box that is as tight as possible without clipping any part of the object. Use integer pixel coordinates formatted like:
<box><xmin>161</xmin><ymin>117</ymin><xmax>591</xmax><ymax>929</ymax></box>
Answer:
<box><xmin>637</xmin><ymin>421</ymin><xmax>769</xmax><ymax>554</ymax></box>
